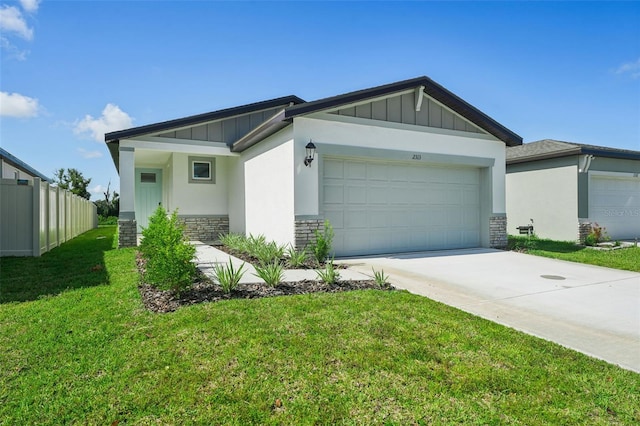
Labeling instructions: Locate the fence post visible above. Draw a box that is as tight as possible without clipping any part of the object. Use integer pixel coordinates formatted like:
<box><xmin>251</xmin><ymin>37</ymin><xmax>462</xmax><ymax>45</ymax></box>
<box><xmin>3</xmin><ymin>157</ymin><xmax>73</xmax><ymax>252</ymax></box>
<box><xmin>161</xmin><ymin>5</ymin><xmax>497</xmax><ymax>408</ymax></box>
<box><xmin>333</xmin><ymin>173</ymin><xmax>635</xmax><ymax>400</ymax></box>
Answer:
<box><xmin>32</xmin><ymin>178</ymin><xmax>41</xmax><ymax>257</ymax></box>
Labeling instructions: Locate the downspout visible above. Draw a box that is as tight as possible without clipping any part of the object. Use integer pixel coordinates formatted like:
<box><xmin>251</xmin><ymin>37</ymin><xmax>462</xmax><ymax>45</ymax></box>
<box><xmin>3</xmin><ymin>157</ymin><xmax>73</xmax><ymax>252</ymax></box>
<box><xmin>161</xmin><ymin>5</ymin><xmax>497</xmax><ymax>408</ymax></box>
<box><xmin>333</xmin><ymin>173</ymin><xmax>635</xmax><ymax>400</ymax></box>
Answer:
<box><xmin>579</xmin><ymin>154</ymin><xmax>594</xmax><ymax>173</ymax></box>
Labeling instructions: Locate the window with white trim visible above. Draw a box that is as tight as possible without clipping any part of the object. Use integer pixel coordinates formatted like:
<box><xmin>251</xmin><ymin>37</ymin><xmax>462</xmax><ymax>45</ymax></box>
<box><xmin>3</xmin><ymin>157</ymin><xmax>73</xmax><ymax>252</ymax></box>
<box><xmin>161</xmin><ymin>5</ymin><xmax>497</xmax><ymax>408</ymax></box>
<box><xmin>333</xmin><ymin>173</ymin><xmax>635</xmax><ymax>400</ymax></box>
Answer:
<box><xmin>188</xmin><ymin>156</ymin><xmax>216</xmax><ymax>184</ymax></box>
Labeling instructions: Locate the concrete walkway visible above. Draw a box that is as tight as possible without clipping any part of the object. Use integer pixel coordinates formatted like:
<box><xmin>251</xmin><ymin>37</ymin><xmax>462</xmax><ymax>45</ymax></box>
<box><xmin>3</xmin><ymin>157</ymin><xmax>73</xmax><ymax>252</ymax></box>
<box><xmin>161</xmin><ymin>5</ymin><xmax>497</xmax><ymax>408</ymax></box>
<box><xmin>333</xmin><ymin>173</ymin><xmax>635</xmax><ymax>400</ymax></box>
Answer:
<box><xmin>340</xmin><ymin>248</ymin><xmax>640</xmax><ymax>373</ymax></box>
<box><xmin>192</xmin><ymin>241</ymin><xmax>370</xmax><ymax>284</ymax></box>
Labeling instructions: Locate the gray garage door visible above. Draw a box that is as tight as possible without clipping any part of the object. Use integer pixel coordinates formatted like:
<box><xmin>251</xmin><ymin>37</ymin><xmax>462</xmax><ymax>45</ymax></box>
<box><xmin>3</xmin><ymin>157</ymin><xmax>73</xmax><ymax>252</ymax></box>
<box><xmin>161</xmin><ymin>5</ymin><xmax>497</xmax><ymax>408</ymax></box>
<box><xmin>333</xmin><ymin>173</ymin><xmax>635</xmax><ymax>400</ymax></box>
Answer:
<box><xmin>323</xmin><ymin>157</ymin><xmax>481</xmax><ymax>256</ymax></box>
<box><xmin>589</xmin><ymin>174</ymin><xmax>640</xmax><ymax>240</ymax></box>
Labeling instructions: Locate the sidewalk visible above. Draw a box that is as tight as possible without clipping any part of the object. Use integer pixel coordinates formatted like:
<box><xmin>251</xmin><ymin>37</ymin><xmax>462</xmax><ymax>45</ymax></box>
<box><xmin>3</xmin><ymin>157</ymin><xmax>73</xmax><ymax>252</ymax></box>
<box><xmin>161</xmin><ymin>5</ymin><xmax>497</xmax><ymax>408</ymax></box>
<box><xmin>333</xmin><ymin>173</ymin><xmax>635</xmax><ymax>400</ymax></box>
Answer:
<box><xmin>192</xmin><ymin>241</ymin><xmax>371</xmax><ymax>284</ymax></box>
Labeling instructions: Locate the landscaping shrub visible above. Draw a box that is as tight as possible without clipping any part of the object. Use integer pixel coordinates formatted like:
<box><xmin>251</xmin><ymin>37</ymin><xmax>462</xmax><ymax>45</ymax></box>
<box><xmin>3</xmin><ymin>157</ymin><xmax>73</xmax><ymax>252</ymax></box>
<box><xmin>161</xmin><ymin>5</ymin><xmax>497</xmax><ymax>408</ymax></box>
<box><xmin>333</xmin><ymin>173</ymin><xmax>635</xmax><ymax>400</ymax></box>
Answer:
<box><xmin>316</xmin><ymin>259</ymin><xmax>340</xmax><ymax>284</ymax></box>
<box><xmin>310</xmin><ymin>220</ymin><xmax>334</xmax><ymax>264</ymax></box>
<box><xmin>139</xmin><ymin>206</ymin><xmax>196</xmax><ymax>293</ymax></box>
<box><xmin>255</xmin><ymin>241</ymin><xmax>285</xmax><ymax>265</ymax></box>
<box><xmin>372</xmin><ymin>268</ymin><xmax>391</xmax><ymax>288</ymax></box>
<box><xmin>219</xmin><ymin>233</ymin><xmax>244</xmax><ymax>252</ymax></box>
<box><xmin>585</xmin><ymin>222</ymin><xmax>609</xmax><ymax>246</ymax></box>
<box><xmin>286</xmin><ymin>245</ymin><xmax>307</xmax><ymax>268</ymax></box>
<box><xmin>212</xmin><ymin>259</ymin><xmax>246</xmax><ymax>293</ymax></box>
<box><xmin>253</xmin><ymin>261</ymin><xmax>284</xmax><ymax>287</ymax></box>
<box><xmin>98</xmin><ymin>215</ymin><xmax>118</xmax><ymax>225</ymax></box>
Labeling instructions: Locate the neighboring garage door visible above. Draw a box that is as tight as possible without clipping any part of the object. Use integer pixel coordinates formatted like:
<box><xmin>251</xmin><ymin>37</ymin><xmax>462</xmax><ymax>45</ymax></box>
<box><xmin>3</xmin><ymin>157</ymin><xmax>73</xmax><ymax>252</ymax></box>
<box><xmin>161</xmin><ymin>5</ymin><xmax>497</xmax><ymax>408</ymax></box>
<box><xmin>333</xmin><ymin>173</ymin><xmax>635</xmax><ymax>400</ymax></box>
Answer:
<box><xmin>323</xmin><ymin>157</ymin><xmax>481</xmax><ymax>256</ymax></box>
<box><xmin>589</xmin><ymin>174</ymin><xmax>640</xmax><ymax>240</ymax></box>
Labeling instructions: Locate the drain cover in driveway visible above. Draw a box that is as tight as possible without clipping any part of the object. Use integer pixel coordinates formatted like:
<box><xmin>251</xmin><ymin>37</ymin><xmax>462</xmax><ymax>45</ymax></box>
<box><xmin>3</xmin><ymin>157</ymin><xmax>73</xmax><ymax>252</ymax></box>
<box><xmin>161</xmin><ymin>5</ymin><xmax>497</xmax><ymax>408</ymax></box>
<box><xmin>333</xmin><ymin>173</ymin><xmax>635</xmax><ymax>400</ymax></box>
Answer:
<box><xmin>540</xmin><ymin>274</ymin><xmax>566</xmax><ymax>280</ymax></box>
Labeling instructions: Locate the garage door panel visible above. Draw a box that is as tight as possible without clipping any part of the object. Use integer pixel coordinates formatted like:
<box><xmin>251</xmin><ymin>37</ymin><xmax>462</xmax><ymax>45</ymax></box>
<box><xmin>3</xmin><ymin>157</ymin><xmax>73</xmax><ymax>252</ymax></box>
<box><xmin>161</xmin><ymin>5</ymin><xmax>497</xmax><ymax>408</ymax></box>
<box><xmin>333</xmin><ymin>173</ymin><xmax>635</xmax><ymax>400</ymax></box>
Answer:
<box><xmin>429</xmin><ymin>231</ymin><xmax>446</xmax><ymax>248</ymax></box>
<box><xmin>464</xmin><ymin>209</ymin><xmax>480</xmax><ymax>227</ymax></box>
<box><xmin>345</xmin><ymin>162</ymin><xmax>366</xmax><ymax>180</ymax></box>
<box><xmin>390</xmin><ymin>210</ymin><xmax>410</xmax><ymax>227</ymax></box>
<box><xmin>389</xmin><ymin>187</ymin><xmax>412</xmax><ymax>204</ymax></box>
<box><xmin>324</xmin><ymin>160</ymin><xmax>344</xmax><ymax>179</ymax></box>
<box><xmin>447</xmin><ymin>208</ymin><xmax>463</xmax><ymax>227</ymax></box>
<box><xmin>324</xmin><ymin>185</ymin><xmax>344</xmax><ymax>204</ymax></box>
<box><xmin>367</xmin><ymin>163</ymin><xmax>388</xmax><ymax>181</ymax></box>
<box><xmin>324</xmin><ymin>210</ymin><xmax>344</xmax><ymax>229</ymax></box>
<box><xmin>369</xmin><ymin>211</ymin><xmax>388</xmax><ymax>228</ymax></box>
<box><xmin>392</xmin><ymin>231</ymin><xmax>411</xmax><ymax>250</ymax></box>
<box><xmin>346</xmin><ymin>185</ymin><xmax>366</xmax><ymax>204</ymax></box>
<box><xmin>367</xmin><ymin>186</ymin><xmax>388</xmax><ymax>204</ymax></box>
<box><xmin>589</xmin><ymin>175</ymin><xmax>640</xmax><ymax>240</ymax></box>
<box><xmin>323</xmin><ymin>157</ymin><xmax>481</xmax><ymax>256</ymax></box>
<box><xmin>345</xmin><ymin>210</ymin><xmax>368</xmax><ymax>229</ymax></box>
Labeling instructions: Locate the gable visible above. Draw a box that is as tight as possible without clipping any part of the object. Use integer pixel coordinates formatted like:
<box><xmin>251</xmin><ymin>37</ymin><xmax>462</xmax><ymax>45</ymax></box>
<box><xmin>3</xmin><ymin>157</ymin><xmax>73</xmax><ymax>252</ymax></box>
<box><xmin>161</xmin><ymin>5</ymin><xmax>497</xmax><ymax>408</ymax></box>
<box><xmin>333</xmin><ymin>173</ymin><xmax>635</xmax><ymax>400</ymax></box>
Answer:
<box><xmin>156</xmin><ymin>107</ymin><xmax>283</xmax><ymax>145</ymax></box>
<box><xmin>327</xmin><ymin>90</ymin><xmax>485</xmax><ymax>135</ymax></box>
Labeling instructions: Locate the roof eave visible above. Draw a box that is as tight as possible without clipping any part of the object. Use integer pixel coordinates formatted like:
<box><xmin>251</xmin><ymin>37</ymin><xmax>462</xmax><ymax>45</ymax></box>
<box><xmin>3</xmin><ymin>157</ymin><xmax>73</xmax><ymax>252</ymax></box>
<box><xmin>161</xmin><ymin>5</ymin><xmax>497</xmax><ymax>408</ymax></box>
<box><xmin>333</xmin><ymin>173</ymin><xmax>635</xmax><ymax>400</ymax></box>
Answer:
<box><xmin>104</xmin><ymin>95</ymin><xmax>305</xmax><ymax>142</ymax></box>
<box><xmin>284</xmin><ymin>76</ymin><xmax>522</xmax><ymax>146</ymax></box>
<box><xmin>507</xmin><ymin>147</ymin><xmax>583</xmax><ymax>164</ymax></box>
<box><xmin>231</xmin><ymin>110</ymin><xmax>291</xmax><ymax>153</ymax></box>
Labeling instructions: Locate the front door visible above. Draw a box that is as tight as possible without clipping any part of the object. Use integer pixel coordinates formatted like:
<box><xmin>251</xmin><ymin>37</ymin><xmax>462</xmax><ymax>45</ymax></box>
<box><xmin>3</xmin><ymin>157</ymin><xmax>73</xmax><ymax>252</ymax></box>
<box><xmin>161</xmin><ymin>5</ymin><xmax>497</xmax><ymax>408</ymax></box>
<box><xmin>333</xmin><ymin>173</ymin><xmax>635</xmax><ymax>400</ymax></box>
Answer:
<box><xmin>135</xmin><ymin>168</ymin><xmax>163</xmax><ymax>231</ymax></box>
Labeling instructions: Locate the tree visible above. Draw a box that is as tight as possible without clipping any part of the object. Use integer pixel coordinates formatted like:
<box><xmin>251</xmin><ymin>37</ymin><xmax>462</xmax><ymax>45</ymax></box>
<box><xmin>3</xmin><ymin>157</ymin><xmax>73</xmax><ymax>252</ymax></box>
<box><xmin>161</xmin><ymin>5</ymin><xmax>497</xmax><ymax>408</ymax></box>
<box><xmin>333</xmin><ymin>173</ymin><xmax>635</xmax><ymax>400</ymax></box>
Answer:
<box><xmin>94</xmin><ymin>180</ymin><xmax>119</xmax><ymax>217</ymax></box>
<box><xmin>53</xmin><ymin>168</ymin><xmax>91</xmax><ymax>200</ymax></box>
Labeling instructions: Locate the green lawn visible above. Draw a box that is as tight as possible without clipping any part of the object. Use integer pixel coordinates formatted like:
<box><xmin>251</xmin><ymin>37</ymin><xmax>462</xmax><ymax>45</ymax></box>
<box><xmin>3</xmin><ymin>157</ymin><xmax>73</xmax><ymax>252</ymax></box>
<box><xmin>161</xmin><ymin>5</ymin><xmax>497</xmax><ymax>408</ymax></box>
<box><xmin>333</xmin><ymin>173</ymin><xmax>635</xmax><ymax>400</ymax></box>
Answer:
<box><xmin>508</xmin><ymin>236</ymin><xmax>640</xmax><ymax>272</ymax></box>
<box><xmin>1</xmin><ymin>227</ymin><xmax>639</xmax><ymax>425</ymax></box>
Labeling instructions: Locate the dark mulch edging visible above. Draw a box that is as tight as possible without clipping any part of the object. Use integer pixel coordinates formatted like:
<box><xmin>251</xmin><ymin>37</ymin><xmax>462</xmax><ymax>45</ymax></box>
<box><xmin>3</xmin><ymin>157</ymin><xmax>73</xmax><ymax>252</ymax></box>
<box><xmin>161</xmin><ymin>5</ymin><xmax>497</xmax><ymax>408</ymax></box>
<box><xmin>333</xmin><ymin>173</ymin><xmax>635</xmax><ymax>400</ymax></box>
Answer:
<box><xmin>139</xmin><ymin>279</ymin><xmax>392</xmax><ymax>313</ymax></box>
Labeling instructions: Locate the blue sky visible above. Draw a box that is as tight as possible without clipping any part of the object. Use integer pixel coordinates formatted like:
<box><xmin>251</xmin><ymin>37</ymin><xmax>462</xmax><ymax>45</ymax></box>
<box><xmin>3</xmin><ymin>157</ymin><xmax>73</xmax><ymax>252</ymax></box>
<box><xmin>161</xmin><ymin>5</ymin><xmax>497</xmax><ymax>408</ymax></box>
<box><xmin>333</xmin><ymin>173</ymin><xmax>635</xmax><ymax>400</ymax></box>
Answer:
<box><xmin>1</xmin><ymin>0</ymin><xmax>639</xmax><ymax>199</ymax></box>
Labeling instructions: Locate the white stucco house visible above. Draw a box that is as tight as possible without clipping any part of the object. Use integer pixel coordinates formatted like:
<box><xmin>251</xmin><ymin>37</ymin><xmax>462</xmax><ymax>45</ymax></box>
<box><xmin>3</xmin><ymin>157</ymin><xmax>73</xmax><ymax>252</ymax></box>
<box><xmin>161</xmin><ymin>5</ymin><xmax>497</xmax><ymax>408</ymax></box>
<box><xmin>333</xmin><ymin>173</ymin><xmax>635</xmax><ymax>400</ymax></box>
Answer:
<box><xmin>506</xmin><ymin>139</ymin><xmax>640</xmax><ymax>242</ymax></box>
<box><xmin>105</xmin><ymin>76</ymin><xmax>522</xmax><ymax>256</ymax></box>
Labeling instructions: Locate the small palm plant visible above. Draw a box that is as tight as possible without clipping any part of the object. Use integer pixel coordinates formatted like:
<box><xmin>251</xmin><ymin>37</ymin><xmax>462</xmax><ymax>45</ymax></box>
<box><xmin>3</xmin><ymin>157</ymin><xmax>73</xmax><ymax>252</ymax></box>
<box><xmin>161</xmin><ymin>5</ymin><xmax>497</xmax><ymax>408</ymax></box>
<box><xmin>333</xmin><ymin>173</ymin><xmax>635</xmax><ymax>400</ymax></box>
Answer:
<box><xmin>316</xmin><ymin>259</ymin><xmax>340</xmax><ymax>284</ymax></box>
<box><xmin>372</xmin><ymin>268</ymin><xmax>391</xmax><ymax>288</ymax></box>
<box><xmin>212</xmin><ymin>259</ymin><xmax>246</xmax><ymax>294</ymax></box>
<box><xmin>253</xmin><ymin>261</ymin><xmax>284</xmax><ymax>287</ymax></box>
<box><xmin>286</xmin><ymin>245</ymin><xmax>307</xmax><ymax>268</ymax></box>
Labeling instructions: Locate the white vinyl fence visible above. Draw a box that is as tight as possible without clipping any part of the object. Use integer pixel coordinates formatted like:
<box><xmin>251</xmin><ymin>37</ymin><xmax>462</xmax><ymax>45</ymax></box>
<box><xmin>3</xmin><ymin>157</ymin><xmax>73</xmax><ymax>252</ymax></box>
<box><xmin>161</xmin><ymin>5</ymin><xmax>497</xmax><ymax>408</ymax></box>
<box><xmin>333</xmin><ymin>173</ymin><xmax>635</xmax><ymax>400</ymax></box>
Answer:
<box><xmin>0</xmin><ymin>177</ymin><xmax>98</xmax><ymax>256</ymax></box>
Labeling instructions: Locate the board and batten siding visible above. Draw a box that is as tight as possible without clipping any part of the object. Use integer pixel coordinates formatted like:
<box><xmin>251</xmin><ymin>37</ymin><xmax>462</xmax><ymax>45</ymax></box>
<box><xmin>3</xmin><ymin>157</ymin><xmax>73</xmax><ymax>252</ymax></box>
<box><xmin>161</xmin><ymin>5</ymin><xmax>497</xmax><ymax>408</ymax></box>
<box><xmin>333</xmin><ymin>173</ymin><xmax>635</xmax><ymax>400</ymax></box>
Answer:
<box><xmin>329</xmin><ymin>92</ymin><xmax>485</xmax><ymax>135</ymax></box>
<box><xmin>157</xmin><ymin>108</ymin><xmax>282</xmax><ymax>145</ymax></box>
<box><xmin>0</xmin><ymin>178</ymin><xmax>97</xmax><ymax>256</ymax></box>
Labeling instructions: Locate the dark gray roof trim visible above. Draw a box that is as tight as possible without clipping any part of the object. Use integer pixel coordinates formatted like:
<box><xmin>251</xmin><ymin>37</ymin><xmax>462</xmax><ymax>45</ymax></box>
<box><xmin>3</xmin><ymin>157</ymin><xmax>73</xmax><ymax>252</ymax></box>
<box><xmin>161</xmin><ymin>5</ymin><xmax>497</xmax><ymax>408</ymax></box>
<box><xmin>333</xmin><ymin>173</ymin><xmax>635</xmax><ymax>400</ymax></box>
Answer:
<box><xmin>0</xmin><ymin>147</ymin><xmax>51</xmax><ymax>182</ymax></box>
<box><xmin>104</xmin><ymin>95</ymin><xmax>305</xmax><ymax>142</ymax></box>
<box><xmin>231</xmin><ymin>110</ymin><xmax>290</xmax><ymax>153</ymax></box>
<box><xmin>507</xmin><ymin>139</ymin><xmax>640</xmax><ymax>164</ymax></box>
<box><xmin>284</xmin><ymin>76</ymin><xmax>523</xmax><ymax>146</ymax></box>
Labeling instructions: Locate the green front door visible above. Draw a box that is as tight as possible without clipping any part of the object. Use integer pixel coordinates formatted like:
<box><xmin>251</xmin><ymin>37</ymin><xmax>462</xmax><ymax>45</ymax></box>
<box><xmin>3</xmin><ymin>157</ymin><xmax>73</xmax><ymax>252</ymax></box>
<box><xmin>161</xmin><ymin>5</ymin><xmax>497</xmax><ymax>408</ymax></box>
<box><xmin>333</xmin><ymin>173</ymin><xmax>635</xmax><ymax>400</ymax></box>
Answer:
<box><xmin>135</xmin><ymin>168</ymin><xmax>163</xmax><ymax>231</ymax></box>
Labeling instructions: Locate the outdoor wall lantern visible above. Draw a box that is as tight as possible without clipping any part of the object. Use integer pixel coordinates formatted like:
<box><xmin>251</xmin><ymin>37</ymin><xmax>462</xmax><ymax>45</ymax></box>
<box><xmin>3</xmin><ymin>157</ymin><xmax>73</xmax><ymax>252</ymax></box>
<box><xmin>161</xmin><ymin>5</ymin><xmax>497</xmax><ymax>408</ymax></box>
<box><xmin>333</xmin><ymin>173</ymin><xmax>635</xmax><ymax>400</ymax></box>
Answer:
<box><xmin>304</xmin><ymin>140</ymin><xmax>316</xmax><ymax>167</ymax></box>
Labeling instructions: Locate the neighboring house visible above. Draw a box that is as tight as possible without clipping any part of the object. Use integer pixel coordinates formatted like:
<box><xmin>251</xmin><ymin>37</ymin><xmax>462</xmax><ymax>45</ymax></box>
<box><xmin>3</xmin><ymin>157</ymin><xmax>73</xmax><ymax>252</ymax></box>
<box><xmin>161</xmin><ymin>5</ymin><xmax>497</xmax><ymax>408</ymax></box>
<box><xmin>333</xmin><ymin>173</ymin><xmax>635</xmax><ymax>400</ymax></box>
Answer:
<box><xmin>506</xmin><ymin>139</ymin><xmax>640</xmax><ymax>242</ymax></box>
<box><xmin>105</xmin><ymin>76</ymin><xmax>522</xmax><ymax>256</ymax></box>
<box><xmin>0</xmin><ymin>147</ymin><xmax>51</xmax><ymax>182</ymax></box>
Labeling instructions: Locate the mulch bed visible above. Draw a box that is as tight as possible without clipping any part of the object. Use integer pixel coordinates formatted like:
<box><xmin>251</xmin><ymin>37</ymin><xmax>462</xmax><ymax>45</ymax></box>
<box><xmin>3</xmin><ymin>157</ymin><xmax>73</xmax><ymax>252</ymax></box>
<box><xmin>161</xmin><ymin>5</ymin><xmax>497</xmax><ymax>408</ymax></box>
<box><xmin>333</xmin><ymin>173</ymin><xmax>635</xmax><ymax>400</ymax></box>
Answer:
<box><xmin>137</xmin><ymin>253</ymin><xmax>393</xmax><ymax>313</ymax></box>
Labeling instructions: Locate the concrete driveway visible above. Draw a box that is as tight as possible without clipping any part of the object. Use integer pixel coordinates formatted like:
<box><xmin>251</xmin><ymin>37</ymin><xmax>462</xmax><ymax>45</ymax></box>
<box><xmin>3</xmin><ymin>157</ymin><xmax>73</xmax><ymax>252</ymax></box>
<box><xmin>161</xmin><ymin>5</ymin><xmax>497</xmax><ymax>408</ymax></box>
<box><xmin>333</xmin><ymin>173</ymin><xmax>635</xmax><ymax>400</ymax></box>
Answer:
<box><xmin>340</xmin><ymin>248</ymin><xmax>640</xmax><ymax>373</ymax></box>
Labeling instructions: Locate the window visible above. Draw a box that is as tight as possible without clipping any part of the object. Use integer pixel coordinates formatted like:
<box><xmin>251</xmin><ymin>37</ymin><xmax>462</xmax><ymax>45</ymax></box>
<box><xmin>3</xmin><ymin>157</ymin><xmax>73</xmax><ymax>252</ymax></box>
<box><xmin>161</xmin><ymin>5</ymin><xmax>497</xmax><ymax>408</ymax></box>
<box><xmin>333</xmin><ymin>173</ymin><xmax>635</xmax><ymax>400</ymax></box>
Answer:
<box><xmin>192</xmin><ymin>161</ymin><xmax>211</xmax><ymax>180</ymax></box>
<box><xmin>140</xmin><ymin>172</ymin><xmax>156</xmax><ymax>183</ymax></box>
<box><xmin>188</xmin><ymin>156</ymin><xmax>216</xmax><ymax>184</ymax></box>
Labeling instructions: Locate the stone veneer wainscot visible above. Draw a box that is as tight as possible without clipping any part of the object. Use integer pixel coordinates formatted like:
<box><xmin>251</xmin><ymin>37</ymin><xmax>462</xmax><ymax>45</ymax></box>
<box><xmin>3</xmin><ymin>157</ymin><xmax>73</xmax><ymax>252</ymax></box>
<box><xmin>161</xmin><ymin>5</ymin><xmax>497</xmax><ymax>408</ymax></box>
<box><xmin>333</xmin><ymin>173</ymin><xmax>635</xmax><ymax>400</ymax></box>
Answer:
<box><xmin>178</xmin><ymin>215</ymin><xmax>229</xmax><ymax>242</ymax></box>
<box><xmin>489</xmin><ymin>215</ymin><xmax>508</xmax><ymax>248</ymax></box>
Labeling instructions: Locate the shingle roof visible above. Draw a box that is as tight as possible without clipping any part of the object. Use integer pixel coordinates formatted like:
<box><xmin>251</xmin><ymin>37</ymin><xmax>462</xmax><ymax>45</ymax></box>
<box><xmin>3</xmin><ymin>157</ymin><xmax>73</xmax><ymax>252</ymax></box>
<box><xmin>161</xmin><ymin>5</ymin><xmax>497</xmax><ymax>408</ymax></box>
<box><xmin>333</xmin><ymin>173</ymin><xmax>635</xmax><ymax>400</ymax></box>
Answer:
<box><xmin>507</xmin><ymin>139</ymin><xmax>640</xmax><ymax>164</ymax></box>
<box><xmin>0</xmin><ymin>147</ymin><xmax>51</xmax><ymax>182</ymax></box>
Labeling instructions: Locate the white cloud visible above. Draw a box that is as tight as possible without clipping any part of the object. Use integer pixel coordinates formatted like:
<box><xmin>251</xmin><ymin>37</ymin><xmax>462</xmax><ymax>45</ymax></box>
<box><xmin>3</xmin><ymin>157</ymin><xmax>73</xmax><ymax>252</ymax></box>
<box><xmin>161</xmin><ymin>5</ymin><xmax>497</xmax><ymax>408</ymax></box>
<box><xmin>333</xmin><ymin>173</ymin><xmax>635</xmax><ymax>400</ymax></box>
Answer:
<box><xmin>90</xmin><ymin>184</ymin><xmax>108</xmax><ymax>195</ymax></box>
<box><xmin>0</xmin><ymin>91</ymin><xmax>39</xmax><ymax>117</ymax></box>
<box><xmin>78</xmin><ymin>148</ymin><xmax>103</xmax><ymax>159</ymax></box>
<box><xmin>20</xmin><ymin>0</ymin><xmax>40</xmax><ymax>13</ymax></box>
<box><xmin>0</xmin><ymin>5</ymin><xmax>33</xmax><ymax>40</ymax></box>
<box><xmin>615</xmin><ymin>58</ymin><xmax>640</xmax><ymax>79</ymax></box>
<box><xmin>74</xmin><ymin>104</ymin><xmax>133</xmax><ymax>142</ymax></box>
<box><xmin>1</xmin><ymin>36</ymin><xmax>28</xmax><ymax>60</ymax></box>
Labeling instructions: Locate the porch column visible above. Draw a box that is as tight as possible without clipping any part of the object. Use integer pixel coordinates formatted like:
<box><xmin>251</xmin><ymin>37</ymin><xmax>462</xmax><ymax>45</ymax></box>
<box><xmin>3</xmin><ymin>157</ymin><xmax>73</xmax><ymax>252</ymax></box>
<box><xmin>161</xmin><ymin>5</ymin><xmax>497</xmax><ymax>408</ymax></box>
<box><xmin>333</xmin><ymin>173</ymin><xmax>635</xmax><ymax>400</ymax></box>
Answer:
<box><xmin>118</xmin><ymin>146</ymin><xmax>137</xmax><ymax>248</ymax></box>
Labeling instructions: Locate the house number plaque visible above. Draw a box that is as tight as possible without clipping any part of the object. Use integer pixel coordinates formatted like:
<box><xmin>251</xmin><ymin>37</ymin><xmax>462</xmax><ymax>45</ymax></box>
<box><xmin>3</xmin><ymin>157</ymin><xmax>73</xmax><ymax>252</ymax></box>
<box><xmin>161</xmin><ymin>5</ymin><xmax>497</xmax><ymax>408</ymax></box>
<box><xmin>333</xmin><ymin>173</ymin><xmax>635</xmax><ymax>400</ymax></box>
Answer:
<box><xmin>412</xmin><ymin>154</ymin><xmax>422</xmax><ymax>160</ymax></box>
